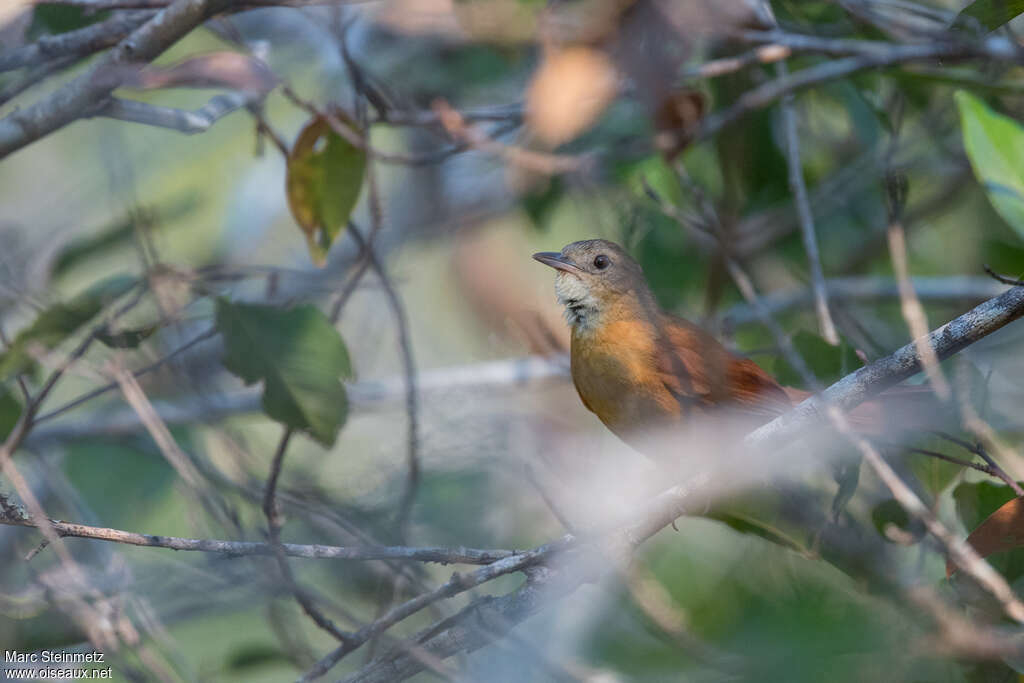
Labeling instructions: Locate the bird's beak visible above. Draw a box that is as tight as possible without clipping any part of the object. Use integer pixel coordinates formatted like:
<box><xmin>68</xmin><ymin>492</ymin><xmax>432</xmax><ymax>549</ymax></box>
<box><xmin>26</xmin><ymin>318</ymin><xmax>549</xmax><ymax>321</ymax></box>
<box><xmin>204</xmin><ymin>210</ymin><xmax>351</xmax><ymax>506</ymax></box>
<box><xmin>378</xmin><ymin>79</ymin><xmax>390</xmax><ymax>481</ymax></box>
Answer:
<box><xmin>532</xmin><ymin>252</ymin><xmax>583</xmax><ymax>274</ymax></box>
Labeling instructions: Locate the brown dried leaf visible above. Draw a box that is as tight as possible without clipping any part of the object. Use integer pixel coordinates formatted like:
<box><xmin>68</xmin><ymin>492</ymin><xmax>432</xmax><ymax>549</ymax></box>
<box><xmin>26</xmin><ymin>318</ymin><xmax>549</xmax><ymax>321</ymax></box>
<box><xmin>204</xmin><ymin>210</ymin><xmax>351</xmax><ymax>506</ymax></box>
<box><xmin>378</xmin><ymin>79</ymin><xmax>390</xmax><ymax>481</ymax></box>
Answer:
<box><xmin>948</xmin><ymin>495</ymin><xmax>1024</xmax><ymax>577</ymax></box>
<box><xmin>115</xmin><ymin>52</ymin><xmax>278</xmax><ymax>94</ymax></box>
<box><xmin>525</xmin><ymin>46</ymin><xmax>618</xmax><ymax>148</ymax></box>
<box><xmin>653</xmin><ymin>89</ymin><xmax>706</xmax><ymax>159</ymax></box>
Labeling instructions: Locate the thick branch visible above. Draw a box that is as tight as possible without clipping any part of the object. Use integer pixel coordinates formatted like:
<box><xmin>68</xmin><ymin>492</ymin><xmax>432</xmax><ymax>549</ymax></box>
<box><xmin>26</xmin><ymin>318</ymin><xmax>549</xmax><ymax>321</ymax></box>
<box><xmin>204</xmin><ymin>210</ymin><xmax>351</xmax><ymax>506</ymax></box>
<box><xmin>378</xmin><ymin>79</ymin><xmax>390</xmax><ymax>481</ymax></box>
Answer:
<box><xmin>748</xmin><ymin>285</ymin><xmax>1024</xmax><ymax>445</ymax></box>
<box><xmin>93</xmin><ymin>94</ymin><xmax>253</xmax><ymax>133</ymax></box>
<box><xmin>0</xmin><ymin>11</ymin><xmax>155</xmax><ymax>73</ymax></box>
<box><xmin>0</xmin><ymin>0</ymin><xmax>228</xmax><ymax>159</ymax></box>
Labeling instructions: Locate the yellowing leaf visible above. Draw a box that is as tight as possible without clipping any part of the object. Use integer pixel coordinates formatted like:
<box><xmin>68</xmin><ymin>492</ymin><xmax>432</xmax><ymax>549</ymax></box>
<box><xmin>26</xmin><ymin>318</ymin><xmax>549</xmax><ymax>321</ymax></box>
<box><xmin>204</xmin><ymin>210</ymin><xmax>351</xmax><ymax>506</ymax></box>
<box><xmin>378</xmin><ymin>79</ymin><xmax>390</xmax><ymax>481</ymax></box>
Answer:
<box><xmin>285</xmin><ymin>115</ymin><xmax>366</xmax><ymax>266</ymax></box>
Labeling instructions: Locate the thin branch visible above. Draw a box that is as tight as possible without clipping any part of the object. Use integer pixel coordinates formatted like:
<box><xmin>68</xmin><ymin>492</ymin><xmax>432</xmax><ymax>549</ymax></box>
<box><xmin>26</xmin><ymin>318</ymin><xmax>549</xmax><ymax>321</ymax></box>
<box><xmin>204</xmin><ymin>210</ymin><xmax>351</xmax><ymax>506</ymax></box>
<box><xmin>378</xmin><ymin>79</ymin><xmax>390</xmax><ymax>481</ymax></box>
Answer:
<box><xmin>0</xmin><ymin>10</ymin><xmax>155</xmax><ymax>73</ymax></box>
<box><xmin>27</xmin><ymin>355</ymin><xmax>569</xmax><ymax>444</ymax></box>
<box><xmin>719</xmin><ymin>276</ymin><xmax>1008</xmax><ymax>326</ymax></box>
<box><xmin>885</xmin><ymin>172</ymin><xmax>951</xmax><ymax>399</ymax></box>
<box><xmin>689</xmin><ymin>38</ymin><xmax>1021</xmax><ymax>146</ymax></box>
<box><xmin>0</xmin><ymin>0</ymin><xmax>227</xmax><ymax>159</ymax></box>
<box><xmin>779</xmin><ymin>81</ymin><xmax>839</xmax><ymax>345</ymax></box>
<box><xmin>831</xmin><ymin>407</ymin><xmax>1024</xmax><ymax>623</ymax></box>
<box><xmin>0</xmin><ymin>499</ymin><xmax>516</xmax><ymax>563</ymax></box>
<box><xmin>35</xmin><ymin>326</ymin><xmax>217</xmax><ymax>424</ymax></box>
<box><xmin>262</xmin><ymin>428</ymin><xmax>351</xmax><ymax>643</ymax></box>
<box><xmin>301</xmin><ymin>537</ymin><xmax>575</xmax><ymax>681</ymax></box>
<box><xmin>932</xmin><ymin>431</ymin><xmax>1024</xmax><ymax>496</ymax></box>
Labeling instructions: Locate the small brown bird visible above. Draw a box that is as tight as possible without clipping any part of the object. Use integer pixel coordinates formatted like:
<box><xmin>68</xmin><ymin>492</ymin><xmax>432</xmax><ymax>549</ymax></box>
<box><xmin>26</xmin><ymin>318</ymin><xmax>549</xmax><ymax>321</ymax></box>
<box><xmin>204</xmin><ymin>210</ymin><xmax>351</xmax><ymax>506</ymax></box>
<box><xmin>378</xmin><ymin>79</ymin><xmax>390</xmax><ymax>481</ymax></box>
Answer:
<box><xmin>533</xmin><ymin>239</ymin><xmax>923</xmax><ymax>454</ymax></box>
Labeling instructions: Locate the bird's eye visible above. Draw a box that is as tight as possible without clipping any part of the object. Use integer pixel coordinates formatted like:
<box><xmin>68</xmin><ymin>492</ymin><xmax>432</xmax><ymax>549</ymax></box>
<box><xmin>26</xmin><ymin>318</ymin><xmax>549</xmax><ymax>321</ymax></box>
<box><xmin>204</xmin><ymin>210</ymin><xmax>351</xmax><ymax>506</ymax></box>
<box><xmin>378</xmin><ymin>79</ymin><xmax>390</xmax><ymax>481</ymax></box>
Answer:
<box><xmin>593</xmin><ymin>254</ymin><xmax>610</xmax><ymax>270</ymax></box>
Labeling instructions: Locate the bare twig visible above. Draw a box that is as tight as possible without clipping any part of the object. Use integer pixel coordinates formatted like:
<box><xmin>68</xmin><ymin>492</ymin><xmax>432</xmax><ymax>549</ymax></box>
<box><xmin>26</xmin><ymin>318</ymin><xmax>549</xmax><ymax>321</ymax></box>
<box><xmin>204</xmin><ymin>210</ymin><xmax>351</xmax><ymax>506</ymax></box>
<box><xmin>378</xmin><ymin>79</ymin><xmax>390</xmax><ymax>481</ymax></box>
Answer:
<box><xmin>0</xmin><ymin>504</ymin><xmax>517</xmax><ymax>563</ymax></box>
<box><xmin>719</xmin><ymin>276</ymin><xmax>1008</xmax><ymax>327</ymax></box>
<box><xmin>0</xmin><ymin>0</ymin><xmax>227</xmax><ymax>159</ymax></box>
<box><xmin>0</xmin><ymin>11</ymin><xmax>155</xmax><ymax>73</ymax></box>
<box><xmin>885</xmin><ymin>172</ymin><xmax>951</xmax><ymax>399</ymax></box>
<box><xmin>93</xmin><ymin>94</ymin><xmax>255</xmax><ymax>134</ymax></box>
<box><xmin>779</xmin><ymin>80</ymin><xmax>838</xmax><ymax>345</ymax></box>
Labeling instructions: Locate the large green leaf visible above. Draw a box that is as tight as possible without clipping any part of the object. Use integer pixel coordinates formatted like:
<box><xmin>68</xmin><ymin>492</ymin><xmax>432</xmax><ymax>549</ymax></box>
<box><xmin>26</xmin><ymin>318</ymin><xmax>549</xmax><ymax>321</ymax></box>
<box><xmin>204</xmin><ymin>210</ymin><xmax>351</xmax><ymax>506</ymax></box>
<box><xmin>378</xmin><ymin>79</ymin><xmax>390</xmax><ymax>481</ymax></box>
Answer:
<box><xmin>956</xmin><ymin>91</ymin><xmax>1024</xmax><ymax>239</ymax></box>
<box><xmin>0</xmin><ymin>275</ymin><xmax>137</xmax><ymax>380</ymax></box>
<box><xmin>215</xmin><ymin>299</ymin><xmax>353</xmax><ymax>447</ymax></box>
<box><xmin>954</xmin><ymin>0</ymin><xmax>1024</xmax><ymax>31</ymax></box>
<box><xmin>285</xmin><ymin>115</ymin><xmax>366</xmax><ymax>267</ymax></box>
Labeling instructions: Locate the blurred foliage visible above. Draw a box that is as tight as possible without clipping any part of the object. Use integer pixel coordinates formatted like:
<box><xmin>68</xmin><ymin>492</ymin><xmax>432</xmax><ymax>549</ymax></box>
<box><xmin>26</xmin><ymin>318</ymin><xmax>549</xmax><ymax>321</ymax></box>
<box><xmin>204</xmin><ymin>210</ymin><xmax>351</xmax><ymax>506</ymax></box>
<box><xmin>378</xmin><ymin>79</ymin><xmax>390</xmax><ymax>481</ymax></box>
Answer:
<box><xmin>8</xmin><ymin>0</ymin><xmax>1024</xmax><ymax>679</ymax></box>
<box><xmin>954</xmin><ymin>0</ymin><xmax>1024</xmax><ymax>32</ymax></box>
<box><xmin>0</xmin><ymin>275</ymin><xmax>136</xmax><ymax>380</ymax></box>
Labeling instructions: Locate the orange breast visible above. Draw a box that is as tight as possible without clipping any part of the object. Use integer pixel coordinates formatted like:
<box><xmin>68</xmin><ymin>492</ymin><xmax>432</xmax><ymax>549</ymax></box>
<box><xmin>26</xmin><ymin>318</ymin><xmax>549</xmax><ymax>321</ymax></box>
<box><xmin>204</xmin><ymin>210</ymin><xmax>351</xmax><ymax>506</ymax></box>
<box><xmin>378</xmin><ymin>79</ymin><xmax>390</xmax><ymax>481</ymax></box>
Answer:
<box><xmin>570</xmin><ymin>319</ymin><xmax>683</xmax><ymax>440</ymax></box>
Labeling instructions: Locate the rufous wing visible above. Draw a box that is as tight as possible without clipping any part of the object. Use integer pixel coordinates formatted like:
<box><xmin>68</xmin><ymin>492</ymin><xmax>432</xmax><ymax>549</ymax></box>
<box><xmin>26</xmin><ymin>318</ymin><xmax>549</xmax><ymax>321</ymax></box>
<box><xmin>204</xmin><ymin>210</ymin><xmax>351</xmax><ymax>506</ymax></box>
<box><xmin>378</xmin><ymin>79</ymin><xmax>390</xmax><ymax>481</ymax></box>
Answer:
<box><xmin>655</xmin><ymin>314</ymin><xmax>793</xmax><ymax>424</ymax></box>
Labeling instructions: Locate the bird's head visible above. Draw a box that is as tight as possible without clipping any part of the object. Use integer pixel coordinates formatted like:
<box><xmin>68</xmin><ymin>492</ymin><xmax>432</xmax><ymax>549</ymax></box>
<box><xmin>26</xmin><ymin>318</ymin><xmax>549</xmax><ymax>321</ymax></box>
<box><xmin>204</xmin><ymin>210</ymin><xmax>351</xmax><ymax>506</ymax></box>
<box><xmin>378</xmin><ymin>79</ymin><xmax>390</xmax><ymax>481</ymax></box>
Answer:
<box><xmin>533</xmin><ymin>239</ymin><xmax>648</xmax><ymax>330</ymax></box>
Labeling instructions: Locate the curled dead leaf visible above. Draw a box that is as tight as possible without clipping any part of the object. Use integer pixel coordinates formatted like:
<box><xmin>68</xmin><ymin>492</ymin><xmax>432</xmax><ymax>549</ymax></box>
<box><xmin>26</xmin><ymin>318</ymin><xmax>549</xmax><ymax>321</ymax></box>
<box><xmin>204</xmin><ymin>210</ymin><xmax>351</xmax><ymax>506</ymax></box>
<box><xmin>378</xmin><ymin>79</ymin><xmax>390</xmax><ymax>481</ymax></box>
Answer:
<box><xmin>112</xmin><ymin>52</ymin><xmax>278</xmax><ymax>94</ymax></box>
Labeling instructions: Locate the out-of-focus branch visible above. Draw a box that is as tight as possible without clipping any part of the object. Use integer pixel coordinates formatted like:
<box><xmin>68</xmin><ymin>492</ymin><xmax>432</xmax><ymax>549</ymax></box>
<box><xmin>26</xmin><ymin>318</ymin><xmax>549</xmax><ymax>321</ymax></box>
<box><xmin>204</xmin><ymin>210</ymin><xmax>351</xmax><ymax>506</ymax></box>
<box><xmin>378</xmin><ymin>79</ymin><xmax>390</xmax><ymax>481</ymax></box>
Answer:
<box><xmin>690</xmin><ymin>37</ymin><xmax>1022</xmax><ymax>145</ymax></box>
<box><xmin>885</xmin><ymin>175</ymin><xmax>951</xmax><ymax>399</ymax></box>
<box><xmin>0</xmin><ymin>10</ymin><xmax>155</xmax><ymax>72</ymax></box>
<box><xmin>779</xmin><ymin>82</ymin><xmax>838</xmax><ymax>345</ymax></box>
<box><xmin>720</xmin><ymin>276</ymin><xmax>1008</xmax><ymax>326</ymax></box>
<box><xmin>93</xmin><ymin>94</ymin><xmax>254</xmax><ymax>133</ymax></box>
<box><xmin>26</xmin><ymin>355</ymin><xmax>569</xmax><ymax>444</ymax></box>
<box><xmin>327</xmin><ymin>281</ymin><xmax>1024</xmax><ymax>682</ymax></box>
<box><xmin>301</xmin><ymin>537</ymin><xmax>575</xmax><ymax>681</ymax></box>
<box><xmin>0</xmin><ymin>0</ymin><xmax>228</xmax><ymax>159</ymax></box>
<box><xmin>748</xmin><ymin>284</ymin><xmax>1024</xmax><ymax>445</ymax></box>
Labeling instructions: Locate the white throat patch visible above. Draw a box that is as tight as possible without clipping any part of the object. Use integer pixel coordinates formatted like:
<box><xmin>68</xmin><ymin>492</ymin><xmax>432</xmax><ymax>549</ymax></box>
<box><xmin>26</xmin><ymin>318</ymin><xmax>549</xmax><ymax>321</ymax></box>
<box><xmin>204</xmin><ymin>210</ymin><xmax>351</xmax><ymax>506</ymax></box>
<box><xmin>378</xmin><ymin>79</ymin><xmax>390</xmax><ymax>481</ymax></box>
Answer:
<box><xmin>554</xmin><ymin>272</ymin><xmax>599</xmax><ymax>331</ymax></box>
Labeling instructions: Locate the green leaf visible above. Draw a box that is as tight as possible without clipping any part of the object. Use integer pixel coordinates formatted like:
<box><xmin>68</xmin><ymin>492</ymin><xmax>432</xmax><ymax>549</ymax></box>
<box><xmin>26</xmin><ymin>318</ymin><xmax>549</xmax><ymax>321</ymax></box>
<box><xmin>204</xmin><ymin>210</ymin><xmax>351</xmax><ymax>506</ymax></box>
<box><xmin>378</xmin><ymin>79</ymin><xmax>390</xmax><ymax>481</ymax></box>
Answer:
<box><xmin>95</xmin><ymin>325</ymin><xmax>157</xmax><ymax>349</ymax></box>
<box><xmin>954</xmin><ymin>0</ymin><xmax>1024</xmax><ymax>32</ymax></box>
<box><xmin>709</xmin><ymin>510</ymin><xmax>811</xmax><ymax>555</ymax></box>
<box><xmin>0</xmin><ymin>388</ymin><xmax>23</xmax><ymax>441</ymax></box>
<box><xmin>871</xmin><ymin>499</ymin><xmax>925</xmax><ymax>543</ymax></box>
<box><xmin>0</xmin><ymin>275</ymin><xmax>137</xmax><ymax>380</ymax></box>
<box><xmin>952</xmin><ymin>480</ymin><xmax>1024</xmax><ymax>585</ymax></box>
<box><xmin>955</xmin><ymin>90</ymin><xmax>1024</xmax><ymax>239</ymax></box>
<box><xmin>30</xmin><ymin>6</ymin><xmax>110</xmax><ymax>37</ymax></box>
<box><xmin>954</xmin><ymin>480</ymin><xmax>1016</xmax><ymax>532</ymax></box>
<box><xmin>52</xmin><ymin>194</ymin><xmax>197</xmax><ymax>278</ymax></box>
<box><xmin>215</xmin><ymin>299</ymin><xmax>353</xmax><ymax>447</ymax></box>
<box><xmin>907</xmin><ymin>436</ymin><xmax>965</xmax><ymax>497</ymax></box>
<box><xmin>286</xmin><ymin>115</ymin><xmax>366</xmax><ymax>267</ymax></box>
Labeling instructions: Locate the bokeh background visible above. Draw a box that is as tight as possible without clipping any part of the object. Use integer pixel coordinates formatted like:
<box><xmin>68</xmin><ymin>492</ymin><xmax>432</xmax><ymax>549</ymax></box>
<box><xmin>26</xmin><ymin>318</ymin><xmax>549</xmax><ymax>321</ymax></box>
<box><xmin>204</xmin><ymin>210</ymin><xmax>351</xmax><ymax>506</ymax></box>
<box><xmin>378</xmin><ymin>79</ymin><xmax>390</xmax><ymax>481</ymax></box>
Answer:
<box><xmin>5</xmin><ymin>0</ymin><xmax>1024</xmax><ymax>681</ymax></box>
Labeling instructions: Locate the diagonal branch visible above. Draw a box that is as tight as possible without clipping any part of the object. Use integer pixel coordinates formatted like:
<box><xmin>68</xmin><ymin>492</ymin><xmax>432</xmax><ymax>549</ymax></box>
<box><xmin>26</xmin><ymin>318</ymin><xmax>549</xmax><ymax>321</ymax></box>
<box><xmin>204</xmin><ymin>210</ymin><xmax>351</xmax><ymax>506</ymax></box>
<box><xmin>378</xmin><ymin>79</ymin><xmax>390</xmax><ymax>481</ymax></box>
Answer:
<box><xmin>93</xmin><ymin>93</ymin><xmax>254</xmax><ymax>133</ymax></box>
<box><xmin>0</xmin><ymin>0</ymin><xmax>229</xmax><ymax>159</ymax></box>
<box><xmin>0</xmin><ymin>500</ymin><xmax>518</xmax><ymax>564</ymax></box>
<box><xmin>329</xmin><ymin>283</ymin><xmax>1024</xmax><ymax>682</ymax></box>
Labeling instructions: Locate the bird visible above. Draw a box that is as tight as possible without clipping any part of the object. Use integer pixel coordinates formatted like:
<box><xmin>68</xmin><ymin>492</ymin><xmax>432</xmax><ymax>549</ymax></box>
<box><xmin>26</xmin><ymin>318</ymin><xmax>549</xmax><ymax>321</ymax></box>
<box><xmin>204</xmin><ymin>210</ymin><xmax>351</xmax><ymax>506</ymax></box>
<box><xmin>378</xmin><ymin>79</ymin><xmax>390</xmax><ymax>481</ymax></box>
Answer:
<box><xmin>532</xmin><ymin>238</ymin><xmax>924</xmax><ymax>455</ymax></box>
